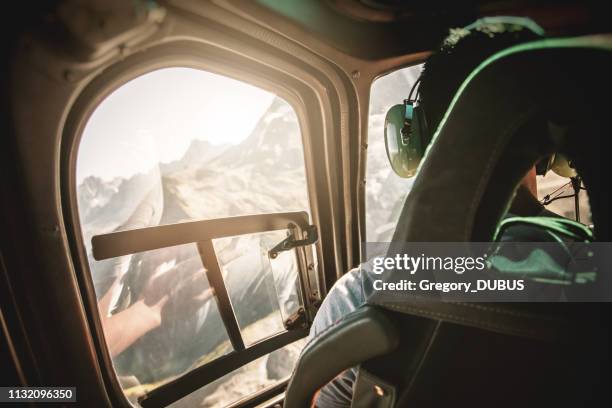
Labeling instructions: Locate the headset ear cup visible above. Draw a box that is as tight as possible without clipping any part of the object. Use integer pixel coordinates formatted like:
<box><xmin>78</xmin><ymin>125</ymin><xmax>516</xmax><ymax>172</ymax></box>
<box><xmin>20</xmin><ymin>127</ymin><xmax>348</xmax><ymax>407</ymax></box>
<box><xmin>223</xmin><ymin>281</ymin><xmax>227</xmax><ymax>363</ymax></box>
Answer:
<box><xmin>385</xmin><ymin>103</ymin><xmax>422</xmax><ymax>178</ymax></box>
<box><xmin>551</xmin><ymin>153</ymin><xmax>578</xmax><ymax>178</ymax></box>
<box><xmin>384</xmin><ymin>74</ymin><xmax>431</xmax><ymax>178</ymax></box>
<box><xmin>385</xmin><ymin>104</ymin><xmax>412</xmax><ymax>178</ymax></box>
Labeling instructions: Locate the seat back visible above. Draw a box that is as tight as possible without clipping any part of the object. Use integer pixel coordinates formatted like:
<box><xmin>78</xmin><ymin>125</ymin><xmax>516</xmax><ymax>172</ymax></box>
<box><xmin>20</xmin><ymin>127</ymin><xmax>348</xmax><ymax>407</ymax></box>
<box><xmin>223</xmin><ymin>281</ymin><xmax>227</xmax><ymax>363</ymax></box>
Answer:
<box><xmin>285</xmin><ymin>36</ymin><xmax>612</xmax><ymax>407</ymax></box>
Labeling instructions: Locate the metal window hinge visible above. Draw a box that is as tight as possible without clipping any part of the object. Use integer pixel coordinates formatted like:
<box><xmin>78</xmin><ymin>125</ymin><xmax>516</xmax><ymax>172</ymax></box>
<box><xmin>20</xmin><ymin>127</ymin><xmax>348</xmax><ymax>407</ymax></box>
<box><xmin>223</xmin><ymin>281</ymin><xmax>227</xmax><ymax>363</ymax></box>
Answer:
<box><xmin>284</xmin><ymin>307</ymin><xmax>307</xmax><ymax>330</ymax></box>
<box><xmin>268</xmin><ymin>224</ymin><xmax>318</xmax><ymax>259</ymax></box>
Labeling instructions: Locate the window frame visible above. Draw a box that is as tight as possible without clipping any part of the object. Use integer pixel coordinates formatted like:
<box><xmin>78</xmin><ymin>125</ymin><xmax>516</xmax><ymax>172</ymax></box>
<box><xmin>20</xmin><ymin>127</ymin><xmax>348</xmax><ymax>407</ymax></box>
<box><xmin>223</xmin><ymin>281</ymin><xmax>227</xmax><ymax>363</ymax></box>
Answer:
<box><xmin>92</xmin><ymin>212</ymin><xmax>315</xmax><ymax>408</ymax></box>
<box><xmin>61</xmin><ymin>41</ymin><xmax>324</xmax><ymax>408</ymax></box>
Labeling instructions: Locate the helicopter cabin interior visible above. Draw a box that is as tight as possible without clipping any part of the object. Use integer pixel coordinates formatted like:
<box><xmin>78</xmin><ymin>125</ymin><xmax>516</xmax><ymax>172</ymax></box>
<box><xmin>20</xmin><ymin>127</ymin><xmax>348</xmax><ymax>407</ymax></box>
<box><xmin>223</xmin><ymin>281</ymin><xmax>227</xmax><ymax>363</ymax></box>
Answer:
<box><xmin>1</xmin><ymin>1</ymin><xmax>611</xmax><ymax>407</ymax></box>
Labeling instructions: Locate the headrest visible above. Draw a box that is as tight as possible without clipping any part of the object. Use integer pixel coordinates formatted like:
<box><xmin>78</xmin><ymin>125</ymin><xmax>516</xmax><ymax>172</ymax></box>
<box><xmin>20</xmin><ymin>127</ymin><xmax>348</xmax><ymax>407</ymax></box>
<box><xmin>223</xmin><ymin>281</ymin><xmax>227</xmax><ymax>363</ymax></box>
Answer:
<box><xmin>392</xmin><ymin>35</ymin><xmax>612</xmax><ymax>243</ymax></box>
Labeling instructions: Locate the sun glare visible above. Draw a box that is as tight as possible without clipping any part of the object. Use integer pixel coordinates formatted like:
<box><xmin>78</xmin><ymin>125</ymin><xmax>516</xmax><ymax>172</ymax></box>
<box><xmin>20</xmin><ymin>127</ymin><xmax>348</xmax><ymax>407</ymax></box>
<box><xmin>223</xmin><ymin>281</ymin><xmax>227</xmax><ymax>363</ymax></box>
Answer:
<box><xmin>77</xmin><ymin>67</ymin><xmax>276</xmax><ymax>183</ymax></box>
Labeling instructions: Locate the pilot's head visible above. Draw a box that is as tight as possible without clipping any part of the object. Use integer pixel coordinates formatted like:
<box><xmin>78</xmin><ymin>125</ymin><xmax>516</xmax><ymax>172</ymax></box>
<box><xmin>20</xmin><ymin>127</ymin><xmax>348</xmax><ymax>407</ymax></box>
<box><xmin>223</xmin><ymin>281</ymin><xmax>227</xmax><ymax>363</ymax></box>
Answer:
<box><xmin>385</xmin><ymin>17</ymin><xmax>547</xmax><ymax>209</ymax></box>
<box><xmin>419</xmin><ymin>18</ymin><xmax>545</xmax><ymax>213</ymax></box>
<box><xmin>419</xmin><ymin>18</ymin><xmax>543</xmax><ymax>133</ymax></box>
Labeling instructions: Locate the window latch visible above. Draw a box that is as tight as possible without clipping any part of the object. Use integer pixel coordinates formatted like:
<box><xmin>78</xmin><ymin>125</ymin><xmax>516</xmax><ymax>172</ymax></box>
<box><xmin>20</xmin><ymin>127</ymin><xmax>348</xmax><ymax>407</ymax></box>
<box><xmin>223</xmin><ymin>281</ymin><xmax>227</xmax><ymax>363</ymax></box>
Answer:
<box><xmin>268</xmin><ymin>224</ymin><xmax>318</xmax><ymax>259</ymax></box>
<box><xmin>284</xmin><ymin>307</ymin><xmax>307</xmax><ymax>330</ymax></box>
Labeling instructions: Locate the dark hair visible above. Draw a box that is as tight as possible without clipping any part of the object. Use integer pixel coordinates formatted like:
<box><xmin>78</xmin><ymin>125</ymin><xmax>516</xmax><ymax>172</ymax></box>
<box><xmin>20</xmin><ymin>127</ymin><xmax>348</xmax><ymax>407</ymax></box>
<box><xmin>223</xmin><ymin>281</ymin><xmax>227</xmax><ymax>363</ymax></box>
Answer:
<box><xmin>419</xmin><ymin>21</ymin><xmax>542</xmax><ymax>132</ymax></box>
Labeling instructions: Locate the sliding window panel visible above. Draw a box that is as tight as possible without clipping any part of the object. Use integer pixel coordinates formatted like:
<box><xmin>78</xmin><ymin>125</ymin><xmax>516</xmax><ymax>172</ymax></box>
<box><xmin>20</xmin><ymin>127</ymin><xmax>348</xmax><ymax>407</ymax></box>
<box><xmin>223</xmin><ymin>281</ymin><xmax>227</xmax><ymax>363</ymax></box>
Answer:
<box><xmin>212</xmin><ymin>230</ymin><xmax>305</xmax><ymax>346</ymax></box>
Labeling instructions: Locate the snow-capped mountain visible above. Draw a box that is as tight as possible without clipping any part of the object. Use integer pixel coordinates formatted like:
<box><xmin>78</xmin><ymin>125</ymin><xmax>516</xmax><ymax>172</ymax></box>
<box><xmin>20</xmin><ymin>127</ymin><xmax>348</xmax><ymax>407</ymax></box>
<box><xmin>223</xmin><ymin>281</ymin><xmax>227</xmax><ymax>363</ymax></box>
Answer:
<box><xmin>77</xmin><ymin>176</ymin><xmax>122</xmax><ymax>221</ymax></box>
<box><xmin>159</xmin><ymin>139</ymin><xmax>229</xmax><ymax>175</ymax></box>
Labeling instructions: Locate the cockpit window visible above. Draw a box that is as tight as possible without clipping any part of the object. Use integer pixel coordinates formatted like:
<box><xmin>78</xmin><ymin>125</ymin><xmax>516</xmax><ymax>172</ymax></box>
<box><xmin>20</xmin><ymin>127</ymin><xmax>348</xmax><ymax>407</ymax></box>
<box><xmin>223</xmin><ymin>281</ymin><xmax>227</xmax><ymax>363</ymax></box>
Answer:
<box><xmin>366</xmin><ymin>65</ymin><xmax>423</xmax><ymax>241</ymax></box>
<box><xmin>537</xmin><ymin>172</ymin><xmax>592</xmax><ymax>225</ymax></box>
<box><xmin>365</xmin><ymin>65</ymin><xmax>593</xmax><ymax>240</ymax></box>
<box><xmin>76</xmin><ymin>67</ymin><xmax>314</xmax><ymax>406</ymax></box>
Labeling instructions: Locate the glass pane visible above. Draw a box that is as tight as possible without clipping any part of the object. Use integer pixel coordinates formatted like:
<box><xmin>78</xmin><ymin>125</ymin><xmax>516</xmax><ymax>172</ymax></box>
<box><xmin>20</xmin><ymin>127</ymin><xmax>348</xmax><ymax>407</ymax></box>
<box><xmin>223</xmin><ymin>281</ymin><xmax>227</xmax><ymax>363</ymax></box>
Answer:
<box><xmin>168</xmin><ymin>338</ymin><xmax>307</xmax><ymax>408</ymax></box>
<box><xmin>89</xmin><ymin>244</ymin><xmax>231</xmax><ymax>403</ymax></box>
<box><xmin>76</xmin><ymin>67</ymin><xmax>310</xmax><ymax>232</ymax></box>
<box><xmin>213</xmin><ymin>230</ymin><xmax>303</xmax><ymax>346</ymax></box>
<box><xmin>75</xmin><ymin>67</ymin><xmax>314</xmax><ymax>403</ymax></box>
<box><xmin>366</xmin><ymin>65</ymin><xmax>423</xmax><ymax>241</ymax></box>
<box><xmin>269</xmin><ymin>243</ymin><xmax>303</xmax><ymax>324</ymax></box>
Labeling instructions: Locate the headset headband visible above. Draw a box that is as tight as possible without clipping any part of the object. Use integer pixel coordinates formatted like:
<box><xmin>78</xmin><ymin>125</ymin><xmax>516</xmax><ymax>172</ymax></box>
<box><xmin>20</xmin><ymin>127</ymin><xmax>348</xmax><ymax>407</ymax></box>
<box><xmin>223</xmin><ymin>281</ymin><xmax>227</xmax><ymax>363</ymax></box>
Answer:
<box><xmin>406</xmin><ymin>76</ymin><xmax>422</xmax><ymax>103</ymax></box>
<box><xmin>463</xmin><ymin>16</ymin><xmax>545</xmax><ymax>36</ymax></box>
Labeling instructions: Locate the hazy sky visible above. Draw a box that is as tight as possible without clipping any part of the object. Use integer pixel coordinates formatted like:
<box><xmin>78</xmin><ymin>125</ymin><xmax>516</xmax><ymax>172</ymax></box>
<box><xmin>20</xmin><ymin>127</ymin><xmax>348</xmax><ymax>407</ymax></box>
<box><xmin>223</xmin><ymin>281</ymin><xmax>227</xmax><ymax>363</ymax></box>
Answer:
<box><xmin>77</xmin><ymin>67</ymin><xmax>276</xmax><ymax>183</ymax></box>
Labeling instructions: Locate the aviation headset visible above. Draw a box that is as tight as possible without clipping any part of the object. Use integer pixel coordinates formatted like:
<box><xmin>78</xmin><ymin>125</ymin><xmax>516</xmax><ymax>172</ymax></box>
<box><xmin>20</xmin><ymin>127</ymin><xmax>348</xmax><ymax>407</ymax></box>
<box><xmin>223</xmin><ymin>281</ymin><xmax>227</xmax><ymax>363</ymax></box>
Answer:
<box><xmin>384</xmin><ymin>16</ymin><xmax>548</xmax><ymax>178</ymax></box>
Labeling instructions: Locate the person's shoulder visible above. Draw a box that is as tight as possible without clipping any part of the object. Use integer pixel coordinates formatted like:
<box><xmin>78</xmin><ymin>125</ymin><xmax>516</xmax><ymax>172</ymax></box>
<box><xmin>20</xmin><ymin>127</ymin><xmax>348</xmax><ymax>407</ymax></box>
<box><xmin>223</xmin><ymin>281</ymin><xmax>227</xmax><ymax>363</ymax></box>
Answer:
<box><xmin>309</xmin><ymin>267</ymin><xmax>365</xmax><ymax>338</ymax></box>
